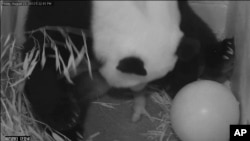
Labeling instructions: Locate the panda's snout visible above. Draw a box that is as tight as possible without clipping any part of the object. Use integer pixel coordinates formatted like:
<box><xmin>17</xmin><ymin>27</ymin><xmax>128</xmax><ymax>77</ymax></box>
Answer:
<box><xmin>116</xmin><ymin>57</ymin><xmax>147</xmax><ymax>76</ymax></box>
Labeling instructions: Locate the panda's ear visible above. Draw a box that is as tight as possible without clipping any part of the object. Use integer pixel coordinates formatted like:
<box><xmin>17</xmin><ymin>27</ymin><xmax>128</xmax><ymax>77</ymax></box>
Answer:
<box><xmin>176</xmin><ymin>37</ymin><xmax>201</xmax><ymax>61</ymax></box>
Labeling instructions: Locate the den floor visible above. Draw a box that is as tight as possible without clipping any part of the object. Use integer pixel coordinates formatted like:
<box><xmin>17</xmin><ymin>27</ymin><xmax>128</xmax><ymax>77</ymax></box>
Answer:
<box><xmin>83</xmin><ymin>91</ymin><xmax>179</xmax><ymax>141</ymax></box>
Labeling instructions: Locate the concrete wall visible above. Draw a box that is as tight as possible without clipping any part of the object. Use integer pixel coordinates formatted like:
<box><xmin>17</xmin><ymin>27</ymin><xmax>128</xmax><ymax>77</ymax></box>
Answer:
<box><xmin>189</xmin><ymin>1</ymin><xmax>229</xmax><ymax>39</ymax></box>
<box><xmin>227</xmin><ymin>1</ymin><xmax>250</xmax><ymax>125</ymax></box>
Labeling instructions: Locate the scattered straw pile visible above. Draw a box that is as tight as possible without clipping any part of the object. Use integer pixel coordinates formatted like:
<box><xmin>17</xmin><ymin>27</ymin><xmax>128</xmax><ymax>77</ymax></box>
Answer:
<box><xmin>1</xmin><ymin>26</ymin><xmax>89</xmax><ymax>141</ymax></box>
<box><xmin>1</xmin><ymin>32</ymin><xmax>48</xmax><ymax>140</ymax></box>
<box><xmin>143</xmin><ymin>91</ymin><xmax>180</xmax><ymax>141</ymax></box>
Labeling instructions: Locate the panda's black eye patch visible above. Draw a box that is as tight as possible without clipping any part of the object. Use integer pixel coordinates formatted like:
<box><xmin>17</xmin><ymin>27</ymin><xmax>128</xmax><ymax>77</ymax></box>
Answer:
<box><xmin>116</xmin><ymin>57</ymin><xmax>147</xmax><ymax>76</ymax></box>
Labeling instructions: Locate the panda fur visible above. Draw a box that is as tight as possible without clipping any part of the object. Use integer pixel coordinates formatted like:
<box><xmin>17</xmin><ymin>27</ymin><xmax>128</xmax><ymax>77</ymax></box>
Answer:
<box><xmin>91</xmin><ymin>0</ymin><xmax>234</xmax><ymax>97</ymax></box>
<box><xmin>92</xmin><ymin>1</ymin><xmax>183</xmax><ymax>89</ymax></box>
<box><xmin>14</xmin><ymin>1</ymin><xmax>234</xmax><ymax>140</ymax></box>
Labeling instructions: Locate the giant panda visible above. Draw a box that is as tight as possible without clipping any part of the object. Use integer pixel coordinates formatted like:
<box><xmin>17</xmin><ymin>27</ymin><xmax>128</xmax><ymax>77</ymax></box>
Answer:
<box><xmin>91</xmin><ymin>1</ymin><xmax>185</xmax><ymax>122</ymax></box>
<box><xmin>91</xmin><ymin>0</ymin><xmax>234</xmax><ymax>122</ymax></box>
<box><xmin>13</xmin><ymin>0</ymin><xmax>234</xmax><ymax>140</ymax></box>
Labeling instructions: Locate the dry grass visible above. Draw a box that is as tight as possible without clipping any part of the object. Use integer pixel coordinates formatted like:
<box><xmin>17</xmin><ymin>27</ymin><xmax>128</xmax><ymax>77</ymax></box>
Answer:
<box><xmin>143</xmin><ymin>91</ymin><xmax>180</xmax><ymax>141</ymax></box>
<box><xmin>1</xmin><ymin>26</ymin><xmax>90</xmax><ymax>141</ymax></box>
<box><xmin>1</xmin><ymin>33</ymin><xmax>45</xmax><ymax>141</ymax></box>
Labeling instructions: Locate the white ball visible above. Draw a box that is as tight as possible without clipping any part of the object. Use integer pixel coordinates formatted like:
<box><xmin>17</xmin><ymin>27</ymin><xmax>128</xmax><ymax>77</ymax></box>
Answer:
<box><xmin>171</xmin><ymin>80</ymin><xmax>239</xmax><ymax>141</ymax></box>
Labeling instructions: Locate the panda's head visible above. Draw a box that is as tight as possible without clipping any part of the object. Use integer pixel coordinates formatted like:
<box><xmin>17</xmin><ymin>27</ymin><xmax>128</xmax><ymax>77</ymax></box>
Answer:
<box><xmin>92</xmin><ymin>1</ymin><xmax>183</xmax><ymax>89</ymax></box>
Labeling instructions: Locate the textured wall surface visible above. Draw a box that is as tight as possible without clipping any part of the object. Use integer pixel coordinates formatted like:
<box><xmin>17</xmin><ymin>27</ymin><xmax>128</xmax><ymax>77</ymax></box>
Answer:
<box><xmin>227</xmin><ymin>1</ymin><xmax>250</xmax><ymax>125</ymax></box>
<box><xmin>189</xmin><ymin>1</ymin><xmax>229</xmax><ymax>39</ymax></box>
